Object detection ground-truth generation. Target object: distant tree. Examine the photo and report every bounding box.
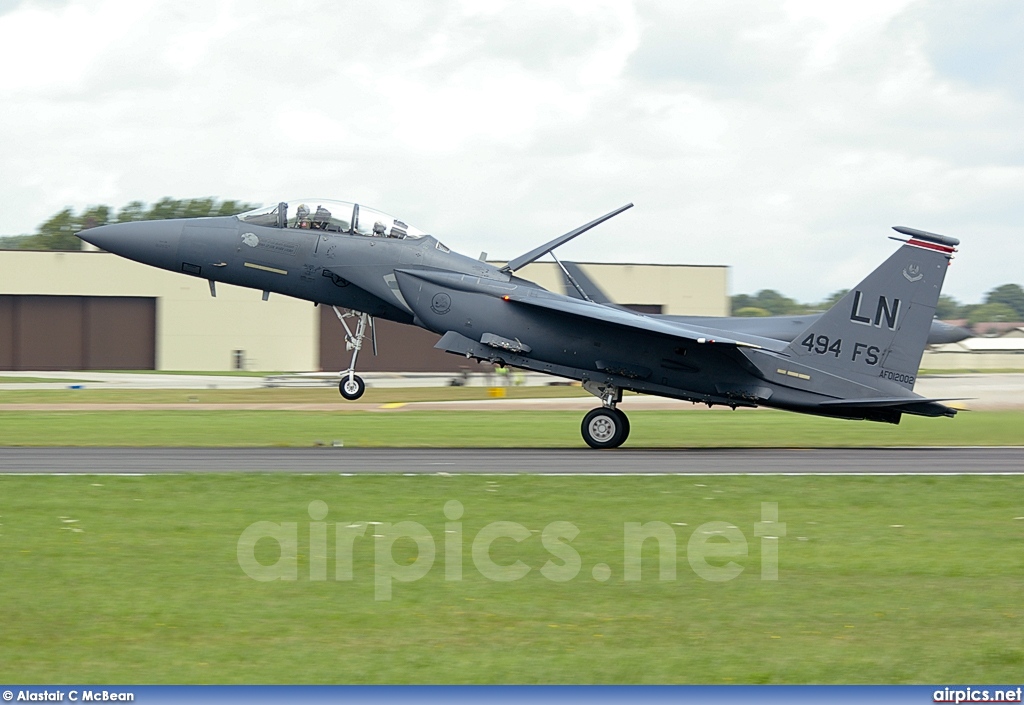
[935,294,961,320]
[714,281,1022,322]
[79,205,111,231]
[213,200,256,216]
[116,201,147,223]
[144,197,258,221]
[816,289,849,311]
[751,289,808,316]
[146,197,185,220]
[733,306,771,317]
[19,198,259,250]
[966,303,1018,326]
[730,294,756,314]
[0,235,32,250]
[18,208,81,250]
[984,284,1024,320]
[175,197,252,218]
[731,290,812,316]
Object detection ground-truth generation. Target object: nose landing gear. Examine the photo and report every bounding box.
[332,306,375,401]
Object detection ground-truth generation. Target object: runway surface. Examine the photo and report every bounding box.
[1,447,1022,474]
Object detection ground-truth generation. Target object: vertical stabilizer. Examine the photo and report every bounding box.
[561,262,614,304]
[782,227,958,389]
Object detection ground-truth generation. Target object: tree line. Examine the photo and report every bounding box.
[0,198,257,251]
[731,285,1024,325]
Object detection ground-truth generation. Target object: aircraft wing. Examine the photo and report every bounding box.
[504,293,787,352]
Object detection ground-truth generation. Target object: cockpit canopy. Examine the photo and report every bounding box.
[237,200,428,239]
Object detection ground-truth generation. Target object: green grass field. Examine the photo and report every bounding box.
[1,474,1021,683]
[0,409,1021,447]
[0,384,589,405]
[0,376,90,384]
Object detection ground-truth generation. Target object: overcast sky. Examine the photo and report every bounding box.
[1,0,1021,302]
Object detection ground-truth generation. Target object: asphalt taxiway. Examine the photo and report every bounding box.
[0,447,1022,474]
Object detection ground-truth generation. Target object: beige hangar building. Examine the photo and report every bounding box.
[0,249,729,372]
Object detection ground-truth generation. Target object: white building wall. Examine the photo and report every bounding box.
[921,351,1024,370]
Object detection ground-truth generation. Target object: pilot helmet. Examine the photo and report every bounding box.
[296,204,310,219]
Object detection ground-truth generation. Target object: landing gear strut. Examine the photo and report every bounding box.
[333,306,375,401]
[580,381,630,449]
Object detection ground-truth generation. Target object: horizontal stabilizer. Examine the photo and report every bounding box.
[819,396,960,419]
[891,226,960,248]
[818,397,964,407]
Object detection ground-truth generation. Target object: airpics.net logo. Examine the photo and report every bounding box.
[236,501,786,600]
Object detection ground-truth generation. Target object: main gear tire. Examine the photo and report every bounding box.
[581,407,628,449]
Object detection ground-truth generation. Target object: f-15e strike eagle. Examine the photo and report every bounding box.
[78,200,966,448]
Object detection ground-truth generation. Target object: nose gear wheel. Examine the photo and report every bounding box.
[340,375,365,400]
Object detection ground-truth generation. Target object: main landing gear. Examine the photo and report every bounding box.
[332,306,375,401]
[580,381,630,449]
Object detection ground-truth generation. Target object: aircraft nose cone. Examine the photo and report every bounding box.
[76,219,184,269]
[76,223,120,251]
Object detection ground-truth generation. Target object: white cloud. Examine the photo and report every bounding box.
[1,0,1021,303]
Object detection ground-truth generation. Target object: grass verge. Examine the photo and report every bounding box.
[0,410,1021,447]
[0,377,90,384]
[0,385,589,405]
[0,474,1021,683]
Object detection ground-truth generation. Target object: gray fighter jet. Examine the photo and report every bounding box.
[78,200,964,448]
